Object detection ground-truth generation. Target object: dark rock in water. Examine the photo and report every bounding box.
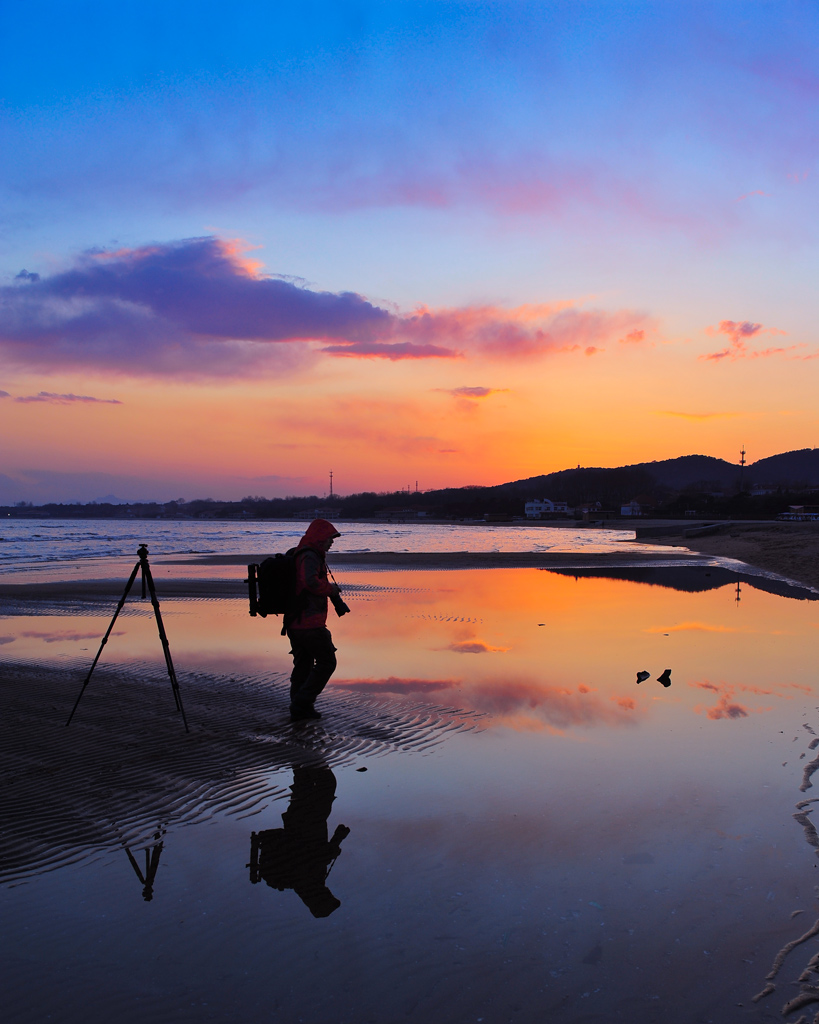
[657,669,672,687]
[636,670,650,684]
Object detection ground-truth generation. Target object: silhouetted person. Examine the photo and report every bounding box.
[285,519,347,722]
[249,764,350,917]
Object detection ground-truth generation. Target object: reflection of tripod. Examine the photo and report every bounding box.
[124,830,164,902]
[66,544,189,732]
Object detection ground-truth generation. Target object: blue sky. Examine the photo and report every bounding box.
[1,2,818,501]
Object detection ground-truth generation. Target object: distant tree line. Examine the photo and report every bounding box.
[2,472,818,521]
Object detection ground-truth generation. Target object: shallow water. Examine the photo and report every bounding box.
[2,565,819,1022]
[0,517,674,575]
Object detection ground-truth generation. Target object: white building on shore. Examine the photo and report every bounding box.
[524,499,570,519]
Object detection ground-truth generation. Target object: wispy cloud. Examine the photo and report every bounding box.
[690,679,807,720]
[15,392,122,405]
[387,302,652,360]
[435,386,509,399]
[0,237,653,377]
[646,621,744,633]
[333,674,642,732]
[0,390,9,398]
[321,340,459,360]
[656,410,740,421]
[446,639,510,654]
[701,319,795,361]
[20,629,124,642]
[332,676,457,694]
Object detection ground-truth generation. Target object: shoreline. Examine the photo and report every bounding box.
[0,548,816,606]
[641,522,819,591]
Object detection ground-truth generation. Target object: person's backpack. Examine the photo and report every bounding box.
[247,552,298,619]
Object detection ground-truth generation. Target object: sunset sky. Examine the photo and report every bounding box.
[1,1,818,502]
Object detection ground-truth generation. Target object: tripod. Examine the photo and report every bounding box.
[124,829,165,902]
[66,544,189,732]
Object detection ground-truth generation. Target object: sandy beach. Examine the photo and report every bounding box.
[643,521,819,590]
[4,544,819,1022]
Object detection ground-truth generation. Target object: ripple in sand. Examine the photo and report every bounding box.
[0,661,482,884]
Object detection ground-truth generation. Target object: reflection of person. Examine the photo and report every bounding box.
[249,765,350,917]
[285,519,345,722]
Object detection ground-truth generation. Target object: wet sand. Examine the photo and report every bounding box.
[4,562,819,1022]
[0,658,481,883]
[161,549,702,568]
[646,522,819,590]
[0,543,814,613]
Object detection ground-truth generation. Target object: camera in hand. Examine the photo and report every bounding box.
[331,592,351,617]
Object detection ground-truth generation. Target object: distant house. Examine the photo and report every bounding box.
[372,508,420,521]
[779,505,819,521]
[293,506,343,520]
[620,500,643,517]
[524,499,570,519]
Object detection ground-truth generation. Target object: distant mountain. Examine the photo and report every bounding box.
[749,449,819,487]
[493,454,737,503]
[624,455,739,489]
[491,449,819,504]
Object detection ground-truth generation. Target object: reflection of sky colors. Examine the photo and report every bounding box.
[1,4,818,500]
[7,566,819,1021]
[8,568,816,732]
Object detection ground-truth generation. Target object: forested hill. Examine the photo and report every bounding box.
[750,449,819,486]
[5,449,819,520]
[496,455,737,504]
[494,449,819,503]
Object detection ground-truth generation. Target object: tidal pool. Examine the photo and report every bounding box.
[2,565,819,1023]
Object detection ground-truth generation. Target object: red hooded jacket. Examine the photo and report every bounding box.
[288,519,341,630]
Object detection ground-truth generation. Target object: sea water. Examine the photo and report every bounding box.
[0,518,669,574]
[1,564,818,1022]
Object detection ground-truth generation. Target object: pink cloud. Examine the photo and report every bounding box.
[331,674,641,732]
[321,340,459,360]
[20,629,124,642]
[15,392,122,405]
[705,696,749,720]
[385,302,652,360]
[332,676,456,694]
[0,237,392,377]
[435,386,509,399]
[446,639,510,654]
[0,236,653,378]
[688,679,803,719]
[702,319,794,361]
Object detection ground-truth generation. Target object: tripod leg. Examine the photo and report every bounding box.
[66,559,141,727]
[142,560,190,733]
